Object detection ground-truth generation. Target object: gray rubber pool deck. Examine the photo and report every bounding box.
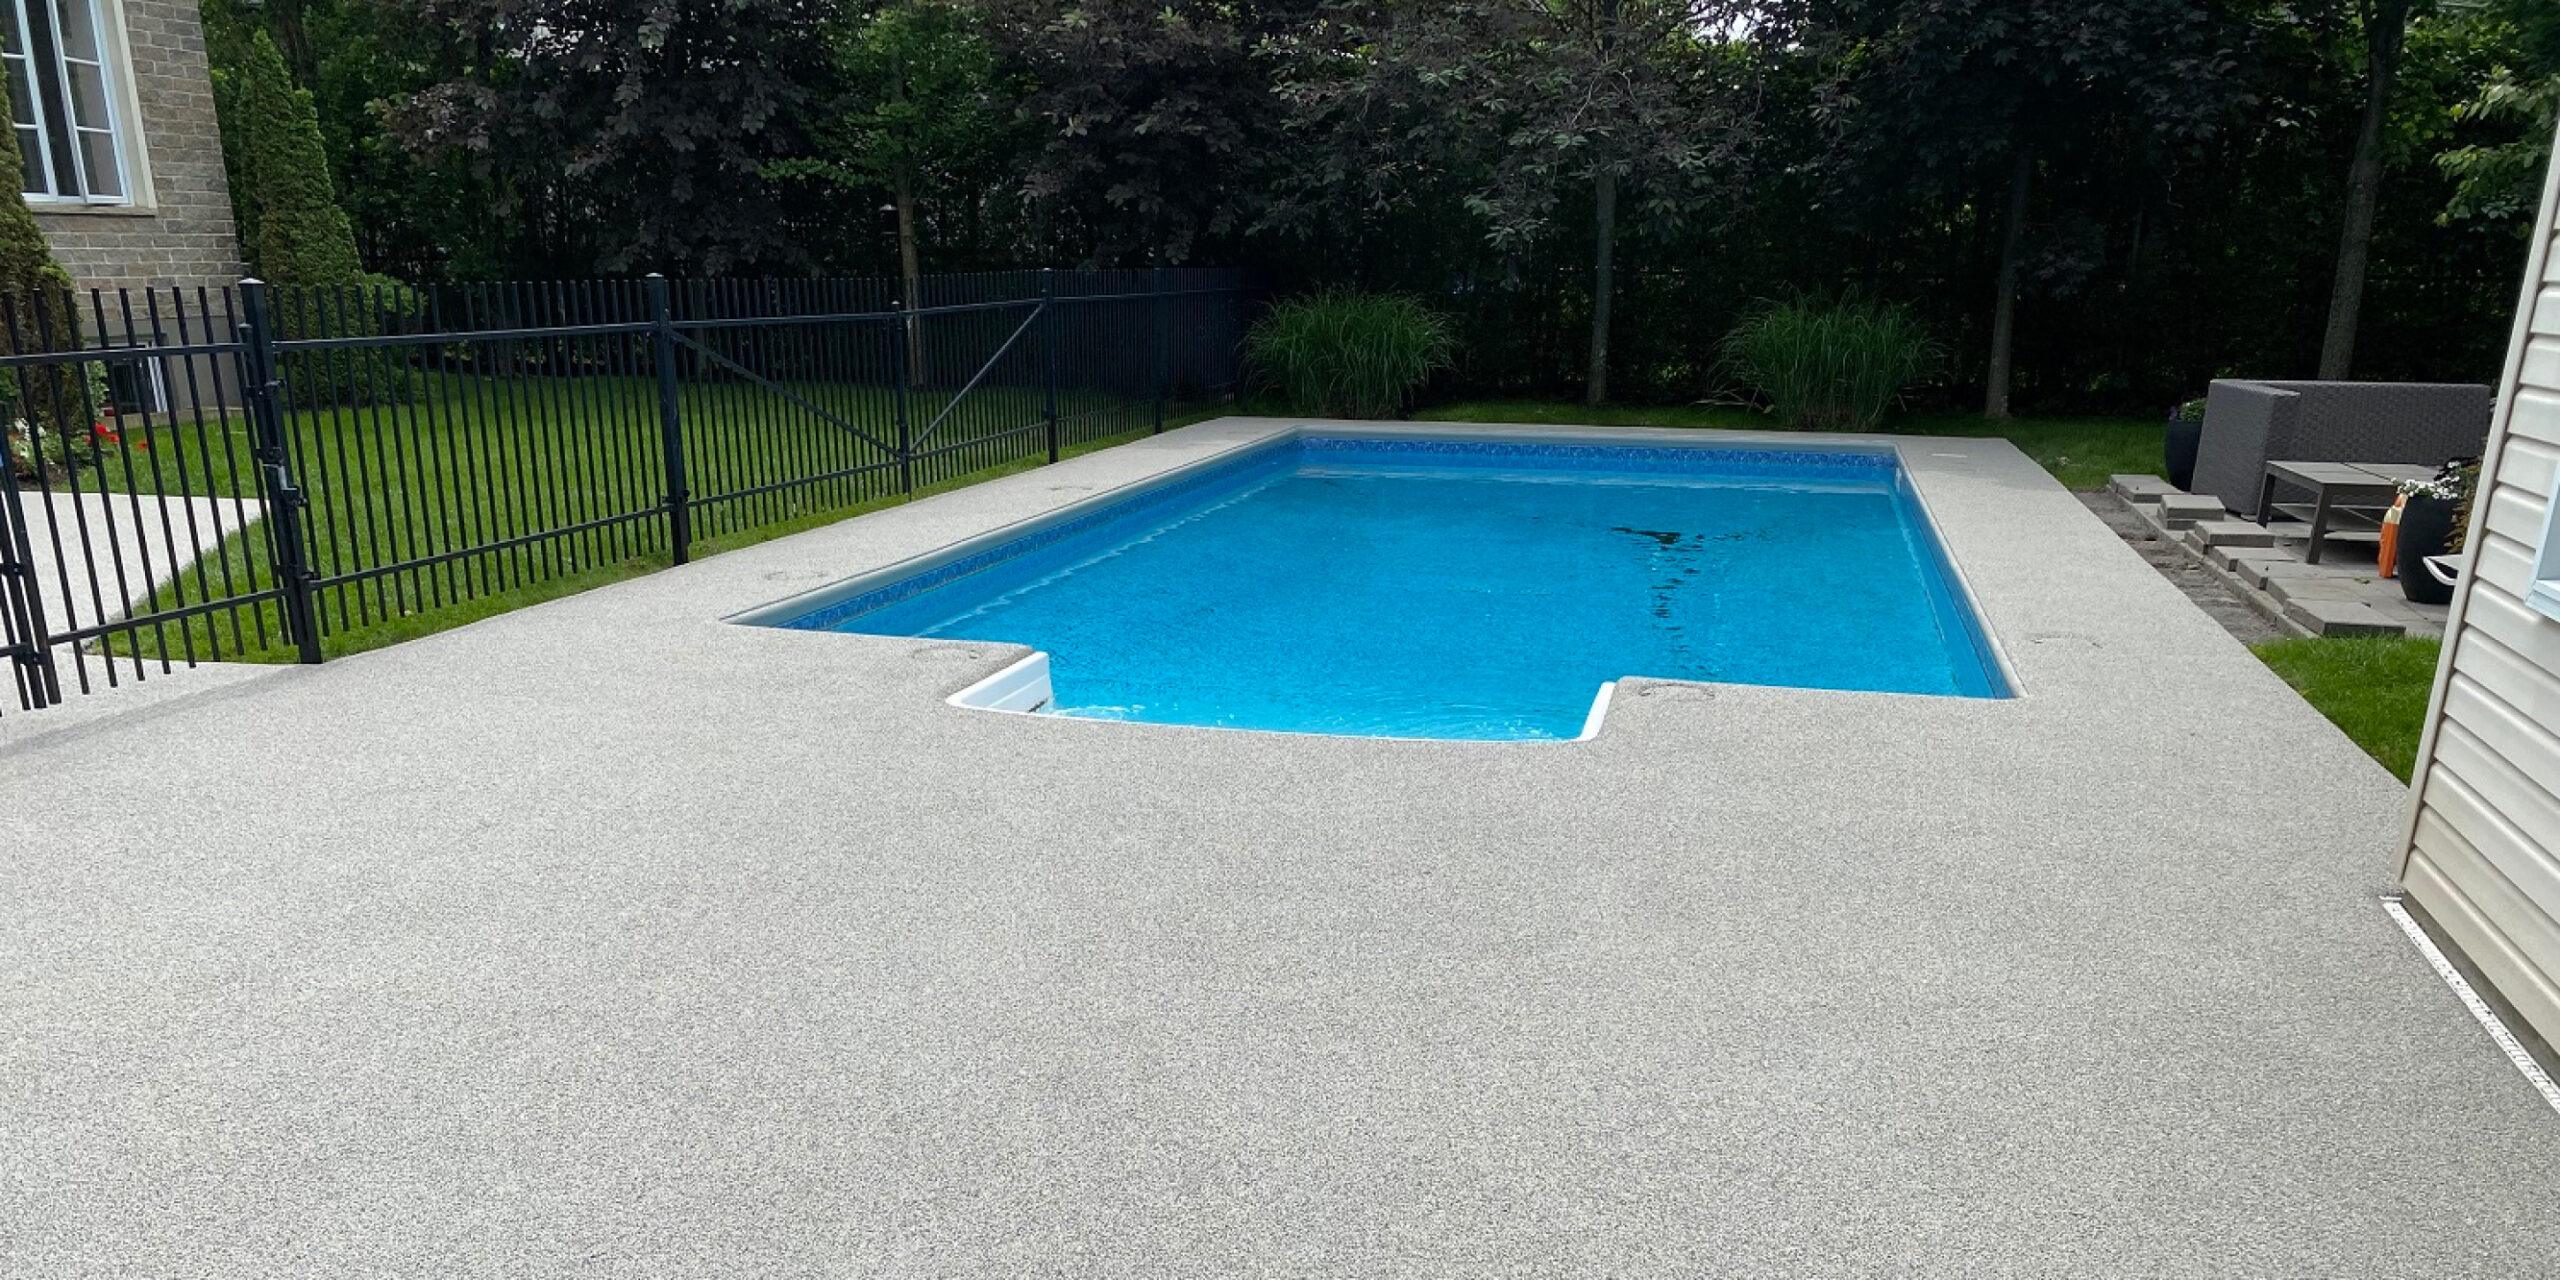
[5,417,2554,1276]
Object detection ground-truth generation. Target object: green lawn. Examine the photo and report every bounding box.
[2251,636,2444,781]
[1414,399,2165,491]
[62,371,1210,662]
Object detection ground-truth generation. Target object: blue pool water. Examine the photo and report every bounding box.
[775,438,2004,739]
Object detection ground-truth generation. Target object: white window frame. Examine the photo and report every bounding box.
[2530,466,2560,622]
[6,0,144,207]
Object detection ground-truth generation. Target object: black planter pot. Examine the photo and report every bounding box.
[2397,495,2459,606]
[2164,417,2202,491]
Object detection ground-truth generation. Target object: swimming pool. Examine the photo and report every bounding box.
[750,434,2007,739]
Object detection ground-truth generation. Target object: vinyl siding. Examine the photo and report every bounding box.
[2399,118,2560,1049]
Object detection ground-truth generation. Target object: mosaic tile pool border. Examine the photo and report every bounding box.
[1301,435,1894,477]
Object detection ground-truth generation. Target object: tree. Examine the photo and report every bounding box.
[226,30,368,289]
[2318,0,2431,379]
[773,0,1017,374]
[992,0,1308,266]
[1273,1,1760,404]
[1809,0,2249,416]
[0,91,74,306]
[2435,0,2560,227]
[207,0,528,279]
[0,71,94,467]
[387,0,837,274]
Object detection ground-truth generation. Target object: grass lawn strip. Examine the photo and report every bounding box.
[2251,636,2443,781]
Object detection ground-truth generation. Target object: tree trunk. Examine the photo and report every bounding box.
[272,1,318,83]
[1983,146,2032,420]
[890,42,926,389]
[1586,168,1616,406]
[2319,0,2413,381]
[895,165,925,387]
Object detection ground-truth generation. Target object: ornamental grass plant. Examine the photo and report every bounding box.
[1718,297,1942,431]
[1246,289,1456,419]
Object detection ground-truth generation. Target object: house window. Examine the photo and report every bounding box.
[103,352,162,414]
[6,0,127,203]
[2532,466,2560,622]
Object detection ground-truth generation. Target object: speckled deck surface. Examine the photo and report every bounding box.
[5,418,2553,1277]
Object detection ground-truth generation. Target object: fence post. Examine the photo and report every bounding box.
[647,274,692,565]
[1152,266,1169,434]
[0,395,61,707]
[1041,267,1059,465]
[238,279,323,665]
[890,292,914,495]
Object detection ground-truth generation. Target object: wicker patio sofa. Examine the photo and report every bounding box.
[2192,380,2492,517]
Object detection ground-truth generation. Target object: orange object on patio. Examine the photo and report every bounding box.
[2378,495,2407,579]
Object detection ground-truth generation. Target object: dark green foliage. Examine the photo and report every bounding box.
[2425,457,2483,555]
[2435,0,2560,226]
[235,0,2555,415]
[1717,298,1943,431]
[996,0,1307,265]
[205,0,527,278]
[387,0,835,274]
[211,29,410,400]
[0,94,71,302]
[1246,289,1456,418]
[0,69,98,474]
[769,2,1026,286]
[226,30,364,288]
[1263,1,1759,400]
[1270,2,1754,250]
[1808,0,2253,407]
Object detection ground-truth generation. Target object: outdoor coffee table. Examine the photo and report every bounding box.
[2257,460,2441,564]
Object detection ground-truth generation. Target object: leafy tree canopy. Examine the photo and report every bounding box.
[195,0,2560,411]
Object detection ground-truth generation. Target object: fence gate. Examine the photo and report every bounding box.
[0,284,290,717]
[0,441,59,710]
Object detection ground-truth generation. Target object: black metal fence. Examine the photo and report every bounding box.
[0,267,1245,713]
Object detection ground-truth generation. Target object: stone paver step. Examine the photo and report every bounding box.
[2266,572,2385,606]
[2283,596,2408,637]
[2222,555,2305,589]
[2156,494,2225,529]
[2223,554,2364,590]
[2212,546,2284,574]
[2109,474,2179,504]
[2187,519,2281,549]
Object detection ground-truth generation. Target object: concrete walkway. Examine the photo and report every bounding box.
[2,487,266,706]
[5,487,263,633]
[3,419,2553,1276]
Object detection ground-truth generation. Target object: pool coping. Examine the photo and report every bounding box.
[720,420,2024,718]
